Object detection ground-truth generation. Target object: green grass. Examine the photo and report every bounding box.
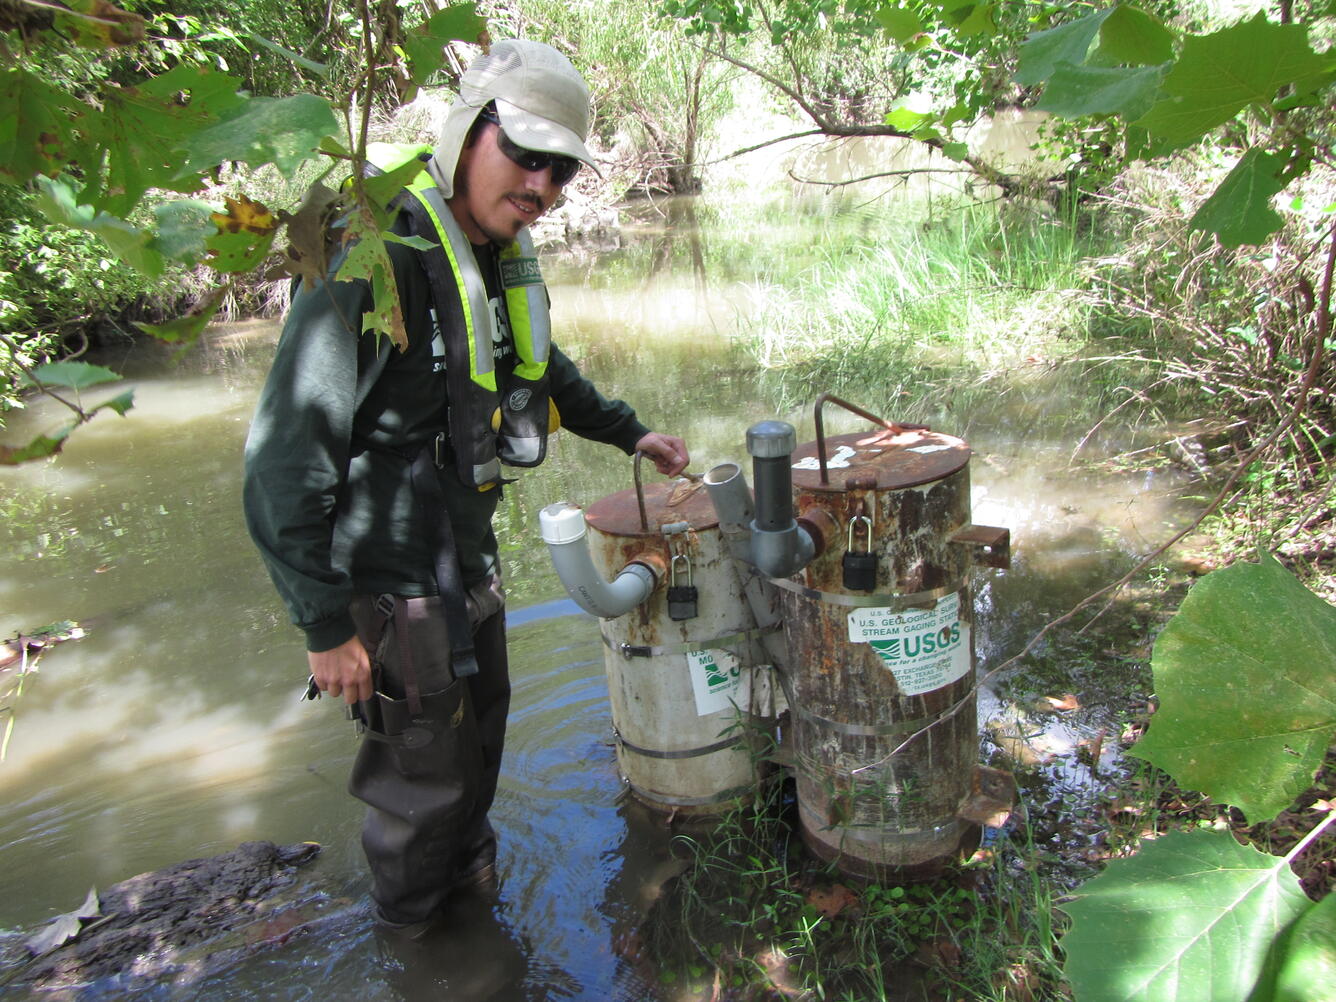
[642,774,1069,1001]
[736,199,1104,400]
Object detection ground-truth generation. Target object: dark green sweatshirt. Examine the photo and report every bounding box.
[243,232,649,652]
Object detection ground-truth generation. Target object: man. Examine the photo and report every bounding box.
[243,39,688,934]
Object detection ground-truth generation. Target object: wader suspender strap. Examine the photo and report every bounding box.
[409,446,480,678]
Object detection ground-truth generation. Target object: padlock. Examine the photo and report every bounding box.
[667,552,699,620]
[842,514,877,591]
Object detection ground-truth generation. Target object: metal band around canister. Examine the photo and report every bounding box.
[604,624,782,659]
[613,727,743,760]
[792,691,973,738]
[767,578,957,609]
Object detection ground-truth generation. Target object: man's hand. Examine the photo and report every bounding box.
[308,636,373,704]
[635,432,690,477]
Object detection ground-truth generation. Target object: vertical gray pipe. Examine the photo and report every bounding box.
[744,421,814,578]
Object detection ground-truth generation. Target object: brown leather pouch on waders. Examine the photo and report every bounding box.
[347,594,484,923]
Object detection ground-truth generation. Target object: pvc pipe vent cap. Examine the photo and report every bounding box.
[539,502,588,545]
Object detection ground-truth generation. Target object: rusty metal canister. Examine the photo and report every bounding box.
[584,479,778,813]
[779,423,1006,878]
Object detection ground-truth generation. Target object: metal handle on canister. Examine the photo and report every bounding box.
[812,393,928,486]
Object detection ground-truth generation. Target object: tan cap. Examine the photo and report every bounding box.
[432,39,598,197]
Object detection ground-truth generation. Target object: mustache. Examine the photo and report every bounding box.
[508,193,543,212]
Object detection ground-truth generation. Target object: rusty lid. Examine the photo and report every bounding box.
[585,478,719,537]
[790,430,970,492]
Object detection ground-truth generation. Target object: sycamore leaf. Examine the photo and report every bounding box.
[149,199,215,263]
[402,4,488,87]
[1189,149,1285,247]
[246,33,328,76]
[0,68,95,183]
[21,361,121,391]
[1062,831,1312,1002]
[360,147,433,208]
[53,0,145,48]
[382,232,436,251]
[1037,64,1164,120]
[884,94,934,132]
[1136,13,1334,146]
[0,427,74,465]
[1015,8,1115,86]
[210,194,278,236]
[179,94,339,177]
[135,288,224,348]
[1268,889,1336,1002]
[955,2,994,39]
[875,6,923,43]
[335,208,406,348]
[279,183,342,291]
[89,391,134,417]
[24,887,101,957]
[206,227,277,273]
[1131,555,1336,819]
[92,64,246,215]
[33,175,165,277]
[1093,5,1175,67]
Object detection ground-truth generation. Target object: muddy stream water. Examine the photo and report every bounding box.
[0,199,1198,1000]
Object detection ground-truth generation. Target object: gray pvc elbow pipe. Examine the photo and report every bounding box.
[539,502,657,619]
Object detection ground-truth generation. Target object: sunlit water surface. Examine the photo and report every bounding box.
[0,196,1196,1000]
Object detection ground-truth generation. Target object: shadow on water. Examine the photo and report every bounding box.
[0,200,1207,998]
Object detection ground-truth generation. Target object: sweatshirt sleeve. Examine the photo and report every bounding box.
[242,277,373,653]
[547,344,651,454]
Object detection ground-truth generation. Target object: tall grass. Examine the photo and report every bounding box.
[738,199,1103,398]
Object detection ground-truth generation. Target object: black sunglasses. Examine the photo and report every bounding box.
[478,106,582,186]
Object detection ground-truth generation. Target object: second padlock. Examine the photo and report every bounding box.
[842,513,877,591]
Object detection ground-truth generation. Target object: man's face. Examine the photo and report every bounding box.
[449,122,568,245]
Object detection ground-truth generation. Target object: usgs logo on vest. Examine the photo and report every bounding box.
[508,389,533,412]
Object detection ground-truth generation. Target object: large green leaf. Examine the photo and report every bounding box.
[179,95,339,177]
[0,426,75,465]
[91,64,246,214]
[1135,13,1334,146]
[1093,5,1175,67]
[1037,64,1164,120]
[874,6,924,43]
[33,175,165,277]
[20,361,122,391]
[1132,555,1336,819]
[402,4,488,88]
[1015,8,1114,86]
[1061,830,1312,1002]
[335,207,407,348]
[1268,890,1336,1002]
[0,68,94,184]
[1189,149,1285,247]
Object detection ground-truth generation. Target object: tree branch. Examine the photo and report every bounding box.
[0,331,88,421]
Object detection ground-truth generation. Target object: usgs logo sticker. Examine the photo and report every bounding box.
[848,592,970,696]
[507,388,533,412]
[686,649,742,717]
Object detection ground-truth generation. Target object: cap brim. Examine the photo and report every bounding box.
[494,98,601,177]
